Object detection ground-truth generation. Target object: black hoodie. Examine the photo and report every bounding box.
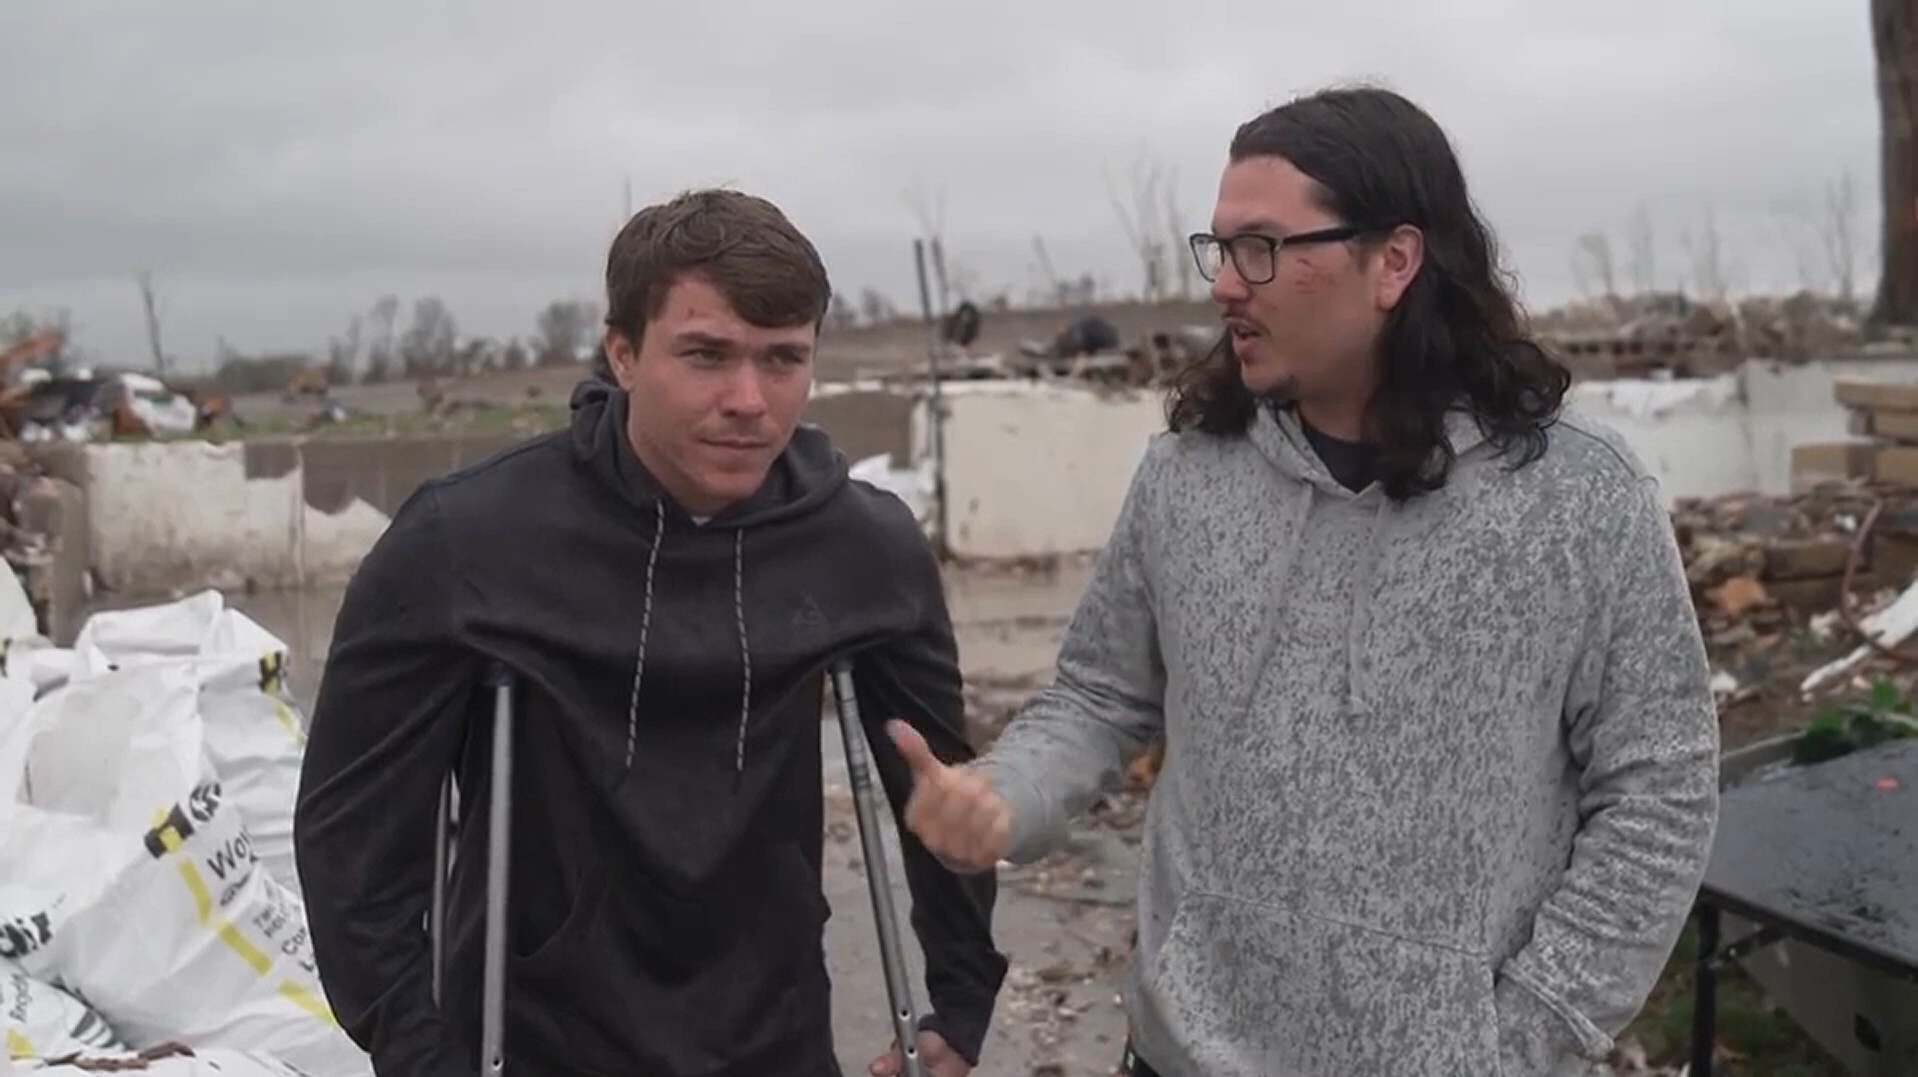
[294,379,1009,1077]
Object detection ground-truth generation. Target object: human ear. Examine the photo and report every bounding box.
[604,327,642,392]
[1374,225,1425,311]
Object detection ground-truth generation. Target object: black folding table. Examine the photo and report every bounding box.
[1690,737,1918,1077]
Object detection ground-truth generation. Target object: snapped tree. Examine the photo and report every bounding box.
[1871,0,1918,326]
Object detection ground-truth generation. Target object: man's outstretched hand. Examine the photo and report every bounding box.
[868,1029,971,1077]
[885,720,1010,874]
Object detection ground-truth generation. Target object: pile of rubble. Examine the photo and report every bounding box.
[1674,485,1899,627]
[1535,291,1915,379]
[1795,378,1918,489]
[1670,480,1918,741]
[0,330,213,444]
[869,306,1219,391]
[0,443,85,644]
[1656,374,1918,737]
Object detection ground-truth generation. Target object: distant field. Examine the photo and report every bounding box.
[818,298,1216,379]
[227,299,1221,427]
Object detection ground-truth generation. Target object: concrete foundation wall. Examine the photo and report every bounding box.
[1568,358,1918,499]
[939,384,1162,559]
[933,357,1918,559]
[84,434,524,595]
[64,358,1918,595]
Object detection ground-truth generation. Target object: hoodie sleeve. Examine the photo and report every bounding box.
[973,441,1168,866]
[853,517,1010,1067]
[295,485,483,1077]
[1495,473,1720,1071]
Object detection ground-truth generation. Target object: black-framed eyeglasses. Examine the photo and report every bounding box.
[1188,225,1383,285]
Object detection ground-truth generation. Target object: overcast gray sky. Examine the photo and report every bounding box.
[0,0,1885,371]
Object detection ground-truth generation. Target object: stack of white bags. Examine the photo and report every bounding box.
[0,568,371,1077]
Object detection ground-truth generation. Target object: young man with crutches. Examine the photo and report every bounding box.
[293,188,1009,1077]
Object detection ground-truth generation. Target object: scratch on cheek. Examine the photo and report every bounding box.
[1290,261,1338,295]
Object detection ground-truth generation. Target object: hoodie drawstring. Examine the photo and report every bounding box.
[731,528,751,791]
[623,500,665,772]
[620,502,755,794]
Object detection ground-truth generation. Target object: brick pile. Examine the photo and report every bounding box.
[1792,380,1918,488]
[1671,488,1897,629]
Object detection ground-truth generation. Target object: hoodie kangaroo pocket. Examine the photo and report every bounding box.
[502,863,640,1075]
[511,858,609,973]
[1139,892,1502,1077]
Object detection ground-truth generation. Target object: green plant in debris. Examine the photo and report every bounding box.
[1793,677,1918,765]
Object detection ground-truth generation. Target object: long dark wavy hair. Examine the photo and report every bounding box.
[1167,86,1571,501]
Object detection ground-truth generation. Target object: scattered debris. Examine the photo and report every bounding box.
[1671,486,1888,629]
[1600,1037,1686,1076]
[1534,290,1915,378]
[864,302,1218,391]
[0,330,211,443]
[1669,483,1918,724]
[1801,572,1918,693]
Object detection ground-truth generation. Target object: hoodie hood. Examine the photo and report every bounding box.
[1248,399,1492,498]
[565,375,852,789]
[567,376,848,530]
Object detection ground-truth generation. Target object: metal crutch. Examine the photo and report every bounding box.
[479,666,514,1077]
[428,666,515,1077]
[828,661,928,1077]
[430,774,454,1006]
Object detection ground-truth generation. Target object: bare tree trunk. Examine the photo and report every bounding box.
[1870,0,1918,327]
[137,271,167,375]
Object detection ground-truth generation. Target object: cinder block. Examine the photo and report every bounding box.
[1835,379,1918,411]
[1791,441,1876,490]
[1877,446,1918,485]
[1858,408,1918,443]
[1764,539,1854,581]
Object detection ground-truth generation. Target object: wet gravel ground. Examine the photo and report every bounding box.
[820,724,1144,1077]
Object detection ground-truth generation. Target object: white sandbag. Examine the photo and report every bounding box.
[70,593,307,896]
[22,1045,313,1075]
[1,959,126,1064]
[0,647,77,701]
[0,663,368,1077]
[70,592,225,663]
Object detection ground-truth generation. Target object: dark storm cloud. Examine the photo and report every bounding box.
[0,0,1884,366]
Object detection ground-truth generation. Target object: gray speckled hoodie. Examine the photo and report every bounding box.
[977,403,1720,1077]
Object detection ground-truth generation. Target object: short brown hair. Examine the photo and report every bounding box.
[604,188,832,343]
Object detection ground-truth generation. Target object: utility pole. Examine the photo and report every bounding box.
[914,239,949,559]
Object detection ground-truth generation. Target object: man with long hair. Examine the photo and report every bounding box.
[885,87,1719,1076]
